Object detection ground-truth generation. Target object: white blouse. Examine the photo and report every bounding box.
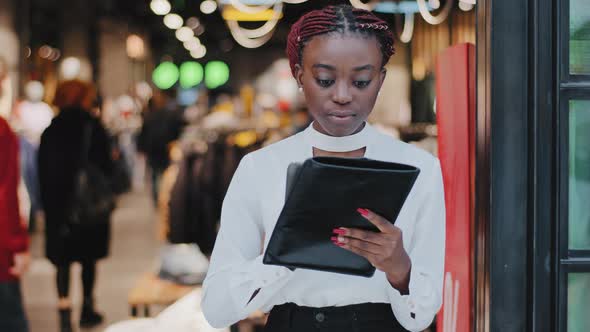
[201,123,446,332]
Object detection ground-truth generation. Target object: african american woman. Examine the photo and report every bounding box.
[201,4,445,332]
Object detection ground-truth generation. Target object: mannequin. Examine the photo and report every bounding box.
[14,81,54,145]
[13,81,54,232]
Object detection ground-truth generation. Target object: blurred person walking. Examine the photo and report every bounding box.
[38,80,114,332]
[0,95,31,332]
[137,89,184,205]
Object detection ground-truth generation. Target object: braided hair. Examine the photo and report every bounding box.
[286,4,395,77]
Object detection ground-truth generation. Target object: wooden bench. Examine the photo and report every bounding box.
[128,273,196,317]
[127,272,267,331]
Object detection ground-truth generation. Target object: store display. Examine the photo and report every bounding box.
[158,244,209,285]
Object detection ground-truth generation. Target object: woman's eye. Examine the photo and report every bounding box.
[353,80,371,89]
[316,79,335,88]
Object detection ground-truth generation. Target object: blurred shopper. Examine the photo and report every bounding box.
[137,89,184,205]
[38,80,114,331]
[0,94,31,332]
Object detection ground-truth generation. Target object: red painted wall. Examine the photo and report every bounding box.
[435,43,476,332]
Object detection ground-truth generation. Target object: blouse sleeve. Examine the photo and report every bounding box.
[382,158,446,332]
[201,153,294,329]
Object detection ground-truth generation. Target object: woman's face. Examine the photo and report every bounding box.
[295,34,386,137]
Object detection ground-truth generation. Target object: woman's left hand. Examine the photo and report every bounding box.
[332,208,412,294]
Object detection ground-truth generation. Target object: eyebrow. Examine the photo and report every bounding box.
[312,64,375,71]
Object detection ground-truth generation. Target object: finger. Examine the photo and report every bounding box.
[333,235,382,255]
[335,227,388,246]
[337,241,377,263]
[357,208,396,234]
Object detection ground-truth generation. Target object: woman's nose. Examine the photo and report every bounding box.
[331,82,352,104]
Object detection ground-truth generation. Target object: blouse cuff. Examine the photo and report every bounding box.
[382,265,438,328]
[251,255,293,289]
[229,255,294,308]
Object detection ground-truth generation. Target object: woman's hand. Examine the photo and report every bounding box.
[332,208,412,294]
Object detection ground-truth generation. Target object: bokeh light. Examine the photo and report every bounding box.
[152,61,179,89]
[205,61,230,89]
[180,62,204,88]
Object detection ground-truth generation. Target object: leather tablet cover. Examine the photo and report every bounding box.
[263,157,420,277]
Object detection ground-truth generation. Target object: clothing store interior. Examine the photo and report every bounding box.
[0,0,477,331]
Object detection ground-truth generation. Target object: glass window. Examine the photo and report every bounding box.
[569,100,590,249]
[568,273,590,332]
[570,0,590,74]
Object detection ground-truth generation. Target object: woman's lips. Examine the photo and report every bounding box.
[327,113,356,123]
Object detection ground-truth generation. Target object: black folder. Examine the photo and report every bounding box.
[263,157,420,277]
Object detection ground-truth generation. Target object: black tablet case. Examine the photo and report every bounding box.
[263,157,420,277]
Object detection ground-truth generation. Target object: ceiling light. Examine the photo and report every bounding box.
[175,27,194,42]
[183,38,201,51]
[164,13,183,29]
[194,25,205,36]
[458,1,475,11]
[190,45,207,59]
[186,17,201,29]
[126,34,145,59]
[200,0,217,14]
[428,0,440,9]
[150,0,171,16]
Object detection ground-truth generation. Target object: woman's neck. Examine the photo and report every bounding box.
[312,147,366,158]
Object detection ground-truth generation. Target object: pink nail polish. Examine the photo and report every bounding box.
[333,228,346,235]
[331,236,339,242]
[357,208,369,217]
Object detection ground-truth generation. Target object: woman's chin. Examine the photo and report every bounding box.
[316,117,365,137]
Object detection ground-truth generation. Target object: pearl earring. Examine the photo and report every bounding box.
[298,86,303,93]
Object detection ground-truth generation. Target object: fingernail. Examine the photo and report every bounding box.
[357,208,369,217]
[333,228,346,235]
[331,236,339,242]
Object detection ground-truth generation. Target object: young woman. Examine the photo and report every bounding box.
[202,5,445,332]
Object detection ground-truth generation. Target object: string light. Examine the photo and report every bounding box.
[226,0,274,14]
[164,13,184,29]
[458,1,475,11]
[226,20,274,48]
[398,13,414,43]
[176,27,194,42]
[201,0,218,14]
[150,0,171,15]
[226,1,283,39]
[416,0,454,25]
[184,38,202,51]
[349,0,380,11]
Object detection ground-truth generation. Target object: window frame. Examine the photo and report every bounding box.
[557,0,590,328]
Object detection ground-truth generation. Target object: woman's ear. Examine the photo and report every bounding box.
[294,64,304,88]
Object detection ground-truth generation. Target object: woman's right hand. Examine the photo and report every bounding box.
[10,251,31,277]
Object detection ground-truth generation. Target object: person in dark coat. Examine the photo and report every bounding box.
[137,89,185,205]
[38,80,114,332]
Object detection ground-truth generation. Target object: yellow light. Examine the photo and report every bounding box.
[222,6,284,21]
